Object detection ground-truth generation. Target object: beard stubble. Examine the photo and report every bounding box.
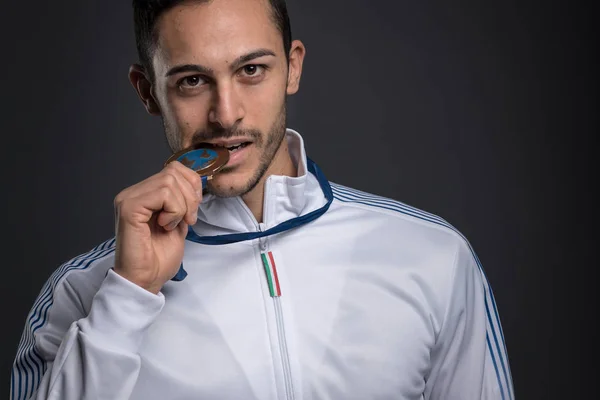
[162,101,288,198]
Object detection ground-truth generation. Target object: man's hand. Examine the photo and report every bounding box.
[113,161,202,294]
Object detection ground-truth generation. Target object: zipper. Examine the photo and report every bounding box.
[236,181,295,399]
[259,242,294,399]
[274,296,295,400]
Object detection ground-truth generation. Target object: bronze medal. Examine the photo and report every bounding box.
[164,144,230,186]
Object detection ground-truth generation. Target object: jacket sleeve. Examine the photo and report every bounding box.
[11,246,165,400]
[424,237,515,400]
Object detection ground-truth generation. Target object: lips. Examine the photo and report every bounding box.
[203,139,253,152]
[223,142,250,153]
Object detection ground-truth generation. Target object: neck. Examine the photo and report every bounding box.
[242,139,297,223]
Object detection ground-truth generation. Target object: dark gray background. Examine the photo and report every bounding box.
[1,0,597,398]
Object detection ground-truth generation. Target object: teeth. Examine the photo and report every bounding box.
[210,142,249,151]
[214,143,243,148]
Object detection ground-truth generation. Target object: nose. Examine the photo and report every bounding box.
[208,82,245,131]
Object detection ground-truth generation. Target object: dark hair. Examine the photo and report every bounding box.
[132,0,292,81]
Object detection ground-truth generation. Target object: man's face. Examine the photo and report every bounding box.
[149,0,294,197]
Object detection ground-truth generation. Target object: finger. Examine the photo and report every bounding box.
[155,181,188,230]
[167,161,203,199]
[176,219,189,238]
[116,161,203,206]
[119,181,187,231]
[162,166,201,225]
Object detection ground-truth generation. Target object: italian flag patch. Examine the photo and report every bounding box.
[261,251,281,297]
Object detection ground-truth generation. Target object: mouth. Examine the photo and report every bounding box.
[205,140,252,154]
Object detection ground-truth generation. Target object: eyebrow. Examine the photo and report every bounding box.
[230,49,276,70]
[165,64,213,77]
[165,49,276,78]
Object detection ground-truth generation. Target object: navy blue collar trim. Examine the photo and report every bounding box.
[171,158,332,281]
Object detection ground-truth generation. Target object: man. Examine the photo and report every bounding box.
[11,0,514,399]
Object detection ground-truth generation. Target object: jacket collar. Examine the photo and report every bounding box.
[189,129,330,239]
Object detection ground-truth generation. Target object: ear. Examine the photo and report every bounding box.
[128,64,161,116]
[286,40,306,95]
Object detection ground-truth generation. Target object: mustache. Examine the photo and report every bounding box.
[191,127,262,144]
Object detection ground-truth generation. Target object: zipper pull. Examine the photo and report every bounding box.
[261,251,281,297]
[258,222,267,251]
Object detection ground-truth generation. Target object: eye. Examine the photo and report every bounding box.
[244,65,258,75]
[240,64,266,77]
[179,75,206,89]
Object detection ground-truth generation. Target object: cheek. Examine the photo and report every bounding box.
[166,97,210,135]
[171,96,209,122]
[243,80,286,125]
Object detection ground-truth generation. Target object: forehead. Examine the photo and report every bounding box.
[153,0,282,69]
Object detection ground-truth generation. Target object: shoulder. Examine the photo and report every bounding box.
[327,182,492,328]
[328,181,481,273]
[330,182,466,243]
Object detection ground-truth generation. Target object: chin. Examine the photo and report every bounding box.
[207,169,259,198]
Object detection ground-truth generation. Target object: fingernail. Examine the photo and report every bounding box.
[192,210,198,223]
[196,189,202,200]
[166,220,180,230]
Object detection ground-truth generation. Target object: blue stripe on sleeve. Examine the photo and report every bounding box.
[11,238,116,400]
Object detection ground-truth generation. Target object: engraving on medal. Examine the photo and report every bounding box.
[180,156,195,169]
[165,144,229,178]
[177,148,218,171]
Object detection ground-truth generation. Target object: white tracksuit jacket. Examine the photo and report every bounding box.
[11,130,514,400]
